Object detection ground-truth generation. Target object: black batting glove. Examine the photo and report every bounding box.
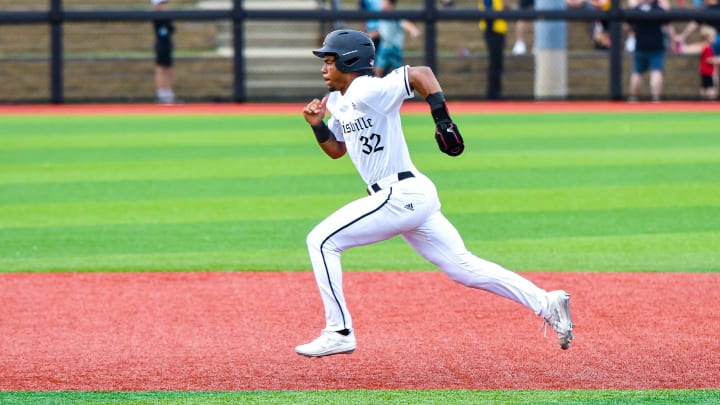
[435,120,464,156]
[427,92,465,157]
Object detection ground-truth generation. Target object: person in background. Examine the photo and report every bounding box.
[697,25,720,100]
[674,0,720,99]
[360,0,383,48]
[625,0,674,102]
[590,0,611,50]
[565,0,611,50]
[152,0,176,104]
[624,0,674,53]
[361,0,450,51]
[478,0,508,100]
[512,0,534,55]
[375,0,421,77]
[675,0,720,55]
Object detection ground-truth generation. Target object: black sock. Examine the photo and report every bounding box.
[336,329,351,336]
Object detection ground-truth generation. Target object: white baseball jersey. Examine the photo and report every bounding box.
[326,66,417,187]
[306,66,550,335]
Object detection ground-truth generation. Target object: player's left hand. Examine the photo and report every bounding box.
[435,120,464,156]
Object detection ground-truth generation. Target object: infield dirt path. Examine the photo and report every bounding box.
[1,271,717,391]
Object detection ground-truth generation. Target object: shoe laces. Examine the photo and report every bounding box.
[542,308,570,339]
[541,318,569,338]
[541,318,555,339]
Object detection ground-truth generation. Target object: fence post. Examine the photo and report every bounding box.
[232,0,246,102]
[608,0,623,100]
[423,0,438,74]
[50,0,64,104]
[534,0,567,99]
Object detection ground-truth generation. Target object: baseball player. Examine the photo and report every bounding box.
[296,29,573,357]
[151,0,176,104]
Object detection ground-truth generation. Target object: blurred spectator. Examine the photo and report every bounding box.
[360,0,383,48]
[625,0,675,102]
[675,0,720,55]
[375,0,421,77]
[697,26,720,100]
[567,0,611,50]
[590,0,611,50]
[624,0,671,53]
[152,0,176,104]
[361,0,451,50]
[478,0,509,100]
[512,0,533,55]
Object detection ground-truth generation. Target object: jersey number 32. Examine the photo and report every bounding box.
[360,133,384,155]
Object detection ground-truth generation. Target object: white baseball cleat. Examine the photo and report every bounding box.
[543,290,574,350]
[296,330,357,357]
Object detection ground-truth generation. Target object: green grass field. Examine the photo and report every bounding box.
[1,110,719,403]
[1,389,718,404]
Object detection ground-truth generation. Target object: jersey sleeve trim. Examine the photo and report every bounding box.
[402,65,412,97]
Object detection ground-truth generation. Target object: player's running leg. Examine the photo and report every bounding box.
[401,211,573,349]
[298,187,431,356]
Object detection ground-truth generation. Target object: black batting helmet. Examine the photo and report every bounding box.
[313,30,375,73]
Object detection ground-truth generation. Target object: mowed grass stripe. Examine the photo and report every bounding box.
[430,111,720,140]
[2,148,719,184]
[1,183,717,229]
[1,163,718,205]
[348,231,720,273]
[0,175,360,205]
[431,163,720,189]
[1,231,716,273]
[0,115,304,148]
[441,183,720,213]
[3,129,717,157]
[466,231,720,272]
[0,143,317,164]
[3,206,719,256]
[0,156,354,184]
[2,113,716,150]
[0,248,311,273]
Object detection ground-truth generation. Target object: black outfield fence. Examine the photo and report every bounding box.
[0,0,718,103]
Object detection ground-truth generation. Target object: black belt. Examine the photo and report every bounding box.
[369,171,414,194]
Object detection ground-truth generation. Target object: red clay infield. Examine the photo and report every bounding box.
[1,271,718,391]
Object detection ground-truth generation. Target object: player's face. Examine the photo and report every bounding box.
[321,56,352,93]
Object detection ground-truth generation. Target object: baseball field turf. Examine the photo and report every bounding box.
[1,102,718,404]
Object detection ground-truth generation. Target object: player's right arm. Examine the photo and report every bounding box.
[303,96,346,159]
